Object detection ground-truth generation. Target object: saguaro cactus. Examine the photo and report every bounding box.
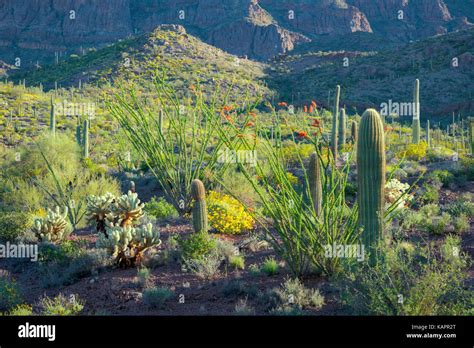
[50,96,56,136]
[357,109,386,265]
[469,117,474,155]
[426,120,431,148]
[331,85,340,160]
[351,120,357,144]
[76,121,82,146]
[83,119,89,159]
[191,179,208,233]
[339,107,346,148]
[412,79,421,144]
[308,152,322,216]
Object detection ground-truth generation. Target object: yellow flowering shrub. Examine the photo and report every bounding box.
[207,191,254,235]
[398,141,428,161]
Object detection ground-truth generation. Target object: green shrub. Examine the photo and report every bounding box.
[178,231,217,261]
[144,197,179,220]
[142,287,173,308]
[453,214,470,234]
[0,278,22,311]
[234,298,256,315]
[0,211,32,242]
[261,258,279,276]
[418,183,439,204]
[40,293,84,316]
[427,213,452,234]
[445,194,474,218]
[338,238,472,315]
[229,255,245,270]
[8,304,33,316]
[428,170,455,188]
[274,278,324,310]
[182,252,223,279]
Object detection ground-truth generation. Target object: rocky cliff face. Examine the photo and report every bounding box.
[0,0,471,65]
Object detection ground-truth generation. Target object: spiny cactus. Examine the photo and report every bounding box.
[191,179,208,233]
[33,206,70,243]
[114,191,145,227]
[75,121,82,146]
[469,117,474,154]
[412,79,421,144]
[85,192,116,234]
[50,96,56,136]
[339,107,346,148]
[308,152,322,216]
[331,85,340,161]
[82,119,89,158]
[357,109,386,265]
[351,120,358,144]
[426,120,431,148]
[97,223,161,268]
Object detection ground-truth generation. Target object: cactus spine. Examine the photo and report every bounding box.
[308,152,322,216]
[339,107,346,148]
[357,109,386,265]
[426,120,431,148]
[351,120,358,144]
[82,119,89,159]
[191,179,208,233]
[331,85,340,160]
[50,96,56,136]
[412,79,420,144]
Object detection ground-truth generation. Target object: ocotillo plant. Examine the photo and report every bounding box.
[82,119,89,159]
[331,85,340,160]
[339,107,346,148]
[412,79,421,144]
[351,120,358,144]
[50,96,56,136]
[426,120,431,148]
[76,120,82,146]
[158,109,164,134]
[191,179,208,233]
[357,109,386,265]
[308,152,322,216]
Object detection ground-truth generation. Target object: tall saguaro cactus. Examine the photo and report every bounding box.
[83,119,89,159]
[351,120,358,144]
[308,152,322,216]
[339,107,346,148]
[50,96,56,136]
[469,117,474,155]
[412,79,421,144]
[426,120,431,148]
[357,109,386,265]
[191,179,208,233]
[331,85,340,160]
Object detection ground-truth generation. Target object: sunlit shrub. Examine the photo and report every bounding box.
[207,191,254,235]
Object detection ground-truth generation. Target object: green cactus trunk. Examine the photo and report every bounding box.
[50,96,56,136]
[191,179,208,233]
[469,117,474,155]
[412,79,420,144]
[351,120,358,144]
[357,109,386,265]
[452,112,456,150]
[331,85,340,161]
[82,119,89,159]
[339,107,346,148]
[308,152,322,216]
[426,120,431,148]
[76,122,82,146]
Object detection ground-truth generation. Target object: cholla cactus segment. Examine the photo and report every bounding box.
[86,192,116,233]
[114,191,145,227]
[97,222,161,268]
[33,206,69,243]
[385,179,412,213]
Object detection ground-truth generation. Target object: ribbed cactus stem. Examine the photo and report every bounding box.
[357,109,386,265]
[331,85,340,160]
[308,152,322,216]
[340,107,346,148]
[191,179,208,233]
[76,121,82,146]
[351,120,358,144]
[469,117,474,155]
[50,96,56,136]
[412,79,420,144]
[83,119,89,159]
[426,120,431,148]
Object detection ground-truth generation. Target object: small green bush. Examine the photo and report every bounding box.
[274,278,324,310]
[40,293,84,316]
[453,214,470,234]
[229,255,245,270]
[178,231,217,261]
[0,278,22,311]
[261,258,279,276]
[445,194,474,218]
[144,197,179,220]
[142,287,173,308]
[0,211,32,242]
[8,304,33,316]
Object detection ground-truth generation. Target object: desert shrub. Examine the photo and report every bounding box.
[281,141,314,164]
[0,211,33,242]
[398,142,428,161]
[261,258,279,276]
[38,240,86,264]
[459,157,474,181]
[182,252,223,279]
[8,304,33,316]
[418,183,440,204]
[207,191,254,235]
[136,266,151,287]
[338,238,472,315]
[0,278,22,311]
[427,213,452,234]
[229,255,245,270]
[221,281,258,298]
[218,169,262,209]
[178,231,217,261]
[144,197,179,220]
[445,194,474,218]
[453,214,470,234]
[234,298,256,315]
[274,278,324,310]
[142,287,173,308]
[40,293,84,316]
[426,147,455,162]
[428,170,455,188]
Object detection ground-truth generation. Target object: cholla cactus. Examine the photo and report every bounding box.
[85,192,116,233]
[33,206,69,243]
[113,191,145,227]
[385,179,412,213]
[97,223,161,268]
